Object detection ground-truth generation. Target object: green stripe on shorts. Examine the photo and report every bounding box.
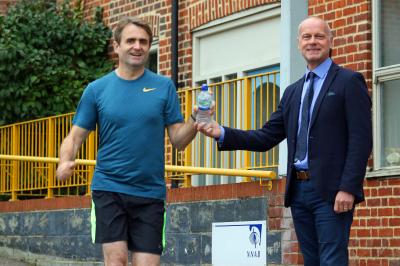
[162,205,166,249]
[91,198,96,244]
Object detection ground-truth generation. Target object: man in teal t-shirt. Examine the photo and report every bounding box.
[56,17,198,266]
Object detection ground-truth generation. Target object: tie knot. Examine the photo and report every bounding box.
[307,72,315,80]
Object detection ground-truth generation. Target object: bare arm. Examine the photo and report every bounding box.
[167,116,197,151]
[56,125,90,181]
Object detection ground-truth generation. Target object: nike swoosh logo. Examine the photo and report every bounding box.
[143,88,157,92]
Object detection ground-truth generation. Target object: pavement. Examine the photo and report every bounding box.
[0,256,33,266]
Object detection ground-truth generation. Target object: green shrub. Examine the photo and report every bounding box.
[0,0,113,125]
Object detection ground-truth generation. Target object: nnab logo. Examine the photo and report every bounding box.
[212,221,266,266]
[249,224,262,248]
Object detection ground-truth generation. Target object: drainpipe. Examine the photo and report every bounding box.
[171,0,179,188]
[171,0,179,87]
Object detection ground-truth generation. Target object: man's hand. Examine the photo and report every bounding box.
[193,100,216,121]
[334,191,355,213]
[194,99,221,138]
[56,161,76,181]
[196,121,222,138]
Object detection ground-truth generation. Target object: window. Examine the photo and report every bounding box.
[246,66,280,173]
[191,4,281,185]
[145,44,158,73]
[373,0,400,170]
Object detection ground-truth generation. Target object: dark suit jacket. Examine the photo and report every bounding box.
[219,63,372,207]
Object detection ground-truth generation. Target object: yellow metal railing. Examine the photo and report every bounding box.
[171,71,280,186]
[0,155,276,201]
[0,71,280,200]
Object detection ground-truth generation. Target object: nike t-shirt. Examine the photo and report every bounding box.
[73,69,183,200]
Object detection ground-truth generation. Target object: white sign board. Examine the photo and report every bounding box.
[212,220,267,266]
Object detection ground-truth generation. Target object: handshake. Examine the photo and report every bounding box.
[193,100,220,139]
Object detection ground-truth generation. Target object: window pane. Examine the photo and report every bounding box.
[381,79,400,167]
[145,50,158,73]
[380,0,400,67]
[195,80,207,87]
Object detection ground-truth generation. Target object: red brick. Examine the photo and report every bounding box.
[283,253,303,265]
[393,249,400,258]
[333,18,346,28]
[380,228,394,237]
[268,207,283,218]
[282,242,300,253]
[343,6,357,16]
[355,13,370,23]
[389,218,400,227]
[333,0,346,9]
[347,54,355,62]
[315,4,326,14]
[350,259,360,266]
[355,33,370,42]
[359,260,368,266]
[365,179,381,187]
[357,248,371,257]
[367,239,382,247]
[358,2,370,12]
[367,198,381,207]
[366,259,383,266]
[379,208,394,216]
[357,228,371,238]
[371,228,379,237]
[268,218,281,230]
[380,249,393,257]
[367,218,381,227]
[387,179,400,185]
[389,197,400,206]
[356,207,370,217]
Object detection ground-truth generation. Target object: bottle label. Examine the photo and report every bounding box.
[198,106,210,111]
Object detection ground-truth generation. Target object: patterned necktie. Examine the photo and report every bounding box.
[295,72,315,162]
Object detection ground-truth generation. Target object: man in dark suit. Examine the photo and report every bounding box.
[197,16,372,265]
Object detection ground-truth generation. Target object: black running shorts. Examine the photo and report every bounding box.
[91,190,166,255]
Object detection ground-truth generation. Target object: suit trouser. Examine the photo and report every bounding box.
[290,179,354,266]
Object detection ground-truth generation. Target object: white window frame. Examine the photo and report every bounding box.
[192,3,281,85]
[190,4,281,186]
[370,0,400,177]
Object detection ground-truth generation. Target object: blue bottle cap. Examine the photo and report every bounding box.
[201,84,208,91]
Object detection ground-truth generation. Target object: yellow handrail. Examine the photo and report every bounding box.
[0,154,276,199]
[0,155,276,179]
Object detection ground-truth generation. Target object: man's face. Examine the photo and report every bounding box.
[113,24,151,69]
[298,18,332,69]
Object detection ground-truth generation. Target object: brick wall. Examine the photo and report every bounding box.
[0,0,14,15]
[309,0,372,93]
[83,0,279,87]
[307,1,400,265]
[350,178,400,266]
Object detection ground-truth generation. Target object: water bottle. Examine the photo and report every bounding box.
[196,84,212,123]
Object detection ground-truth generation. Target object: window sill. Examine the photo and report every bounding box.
[366,167,400,179]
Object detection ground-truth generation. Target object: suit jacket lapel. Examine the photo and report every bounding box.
[310,63,339,127]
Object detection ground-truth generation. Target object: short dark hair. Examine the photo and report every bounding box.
[113,17,153,45]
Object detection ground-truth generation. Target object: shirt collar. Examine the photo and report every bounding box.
[305,58,332,79]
